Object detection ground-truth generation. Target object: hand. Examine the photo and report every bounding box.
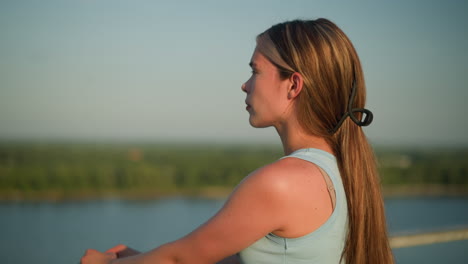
[81,249,116,264]
[106,244,141,258]
[217,254,241,264]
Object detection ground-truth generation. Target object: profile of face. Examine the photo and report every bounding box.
[241,50,293,128]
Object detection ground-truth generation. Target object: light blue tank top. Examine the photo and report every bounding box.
[239,148,348,264]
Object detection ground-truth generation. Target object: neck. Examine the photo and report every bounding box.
[274,119,332,156]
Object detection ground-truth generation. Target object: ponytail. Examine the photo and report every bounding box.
[330,120,394,263]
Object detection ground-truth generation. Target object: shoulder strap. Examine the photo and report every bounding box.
[317,166,336,210]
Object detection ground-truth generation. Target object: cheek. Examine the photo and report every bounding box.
[254,93,283,121]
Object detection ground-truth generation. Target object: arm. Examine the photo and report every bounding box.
[82,162,293,264]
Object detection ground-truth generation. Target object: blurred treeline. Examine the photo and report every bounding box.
[0,142,467,200]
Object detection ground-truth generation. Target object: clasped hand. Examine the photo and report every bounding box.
[81,244,141,264]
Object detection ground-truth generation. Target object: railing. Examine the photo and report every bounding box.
[389,227,468,248]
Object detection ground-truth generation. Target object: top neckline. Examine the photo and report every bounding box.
[288,148,336,160]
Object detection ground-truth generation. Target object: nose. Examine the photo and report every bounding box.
[241,82,247,93]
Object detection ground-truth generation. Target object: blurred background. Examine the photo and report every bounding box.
[0,0,467,263]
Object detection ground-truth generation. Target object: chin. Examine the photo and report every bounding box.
[249,117,272,128]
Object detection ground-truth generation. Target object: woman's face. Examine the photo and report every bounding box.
[241,49,292,128]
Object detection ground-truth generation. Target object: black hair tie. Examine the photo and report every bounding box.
[330,80,373,134]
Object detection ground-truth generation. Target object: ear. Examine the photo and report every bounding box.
[287,72,303,100]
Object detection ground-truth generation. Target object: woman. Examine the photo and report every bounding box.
[81,18,394,264]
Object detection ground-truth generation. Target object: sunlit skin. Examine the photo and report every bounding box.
[242,49,292,129]
[81,49,334,264]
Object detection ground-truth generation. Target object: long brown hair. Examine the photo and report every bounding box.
[257,19,394,264]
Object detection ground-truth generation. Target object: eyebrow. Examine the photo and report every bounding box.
[249,61,257,68]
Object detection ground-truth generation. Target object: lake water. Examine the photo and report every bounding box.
[1,196,467,264]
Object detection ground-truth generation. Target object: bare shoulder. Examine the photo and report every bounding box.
[244,157,323,190]
[231,157,325,208]
[234,156,333,237]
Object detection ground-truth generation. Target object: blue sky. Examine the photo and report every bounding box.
[1,0,467,146]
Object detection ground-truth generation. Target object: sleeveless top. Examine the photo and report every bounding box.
[239,148,348,264]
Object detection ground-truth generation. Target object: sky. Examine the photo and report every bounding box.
[0,0,467,146]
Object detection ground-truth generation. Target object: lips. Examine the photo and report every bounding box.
[245,101,251,111]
